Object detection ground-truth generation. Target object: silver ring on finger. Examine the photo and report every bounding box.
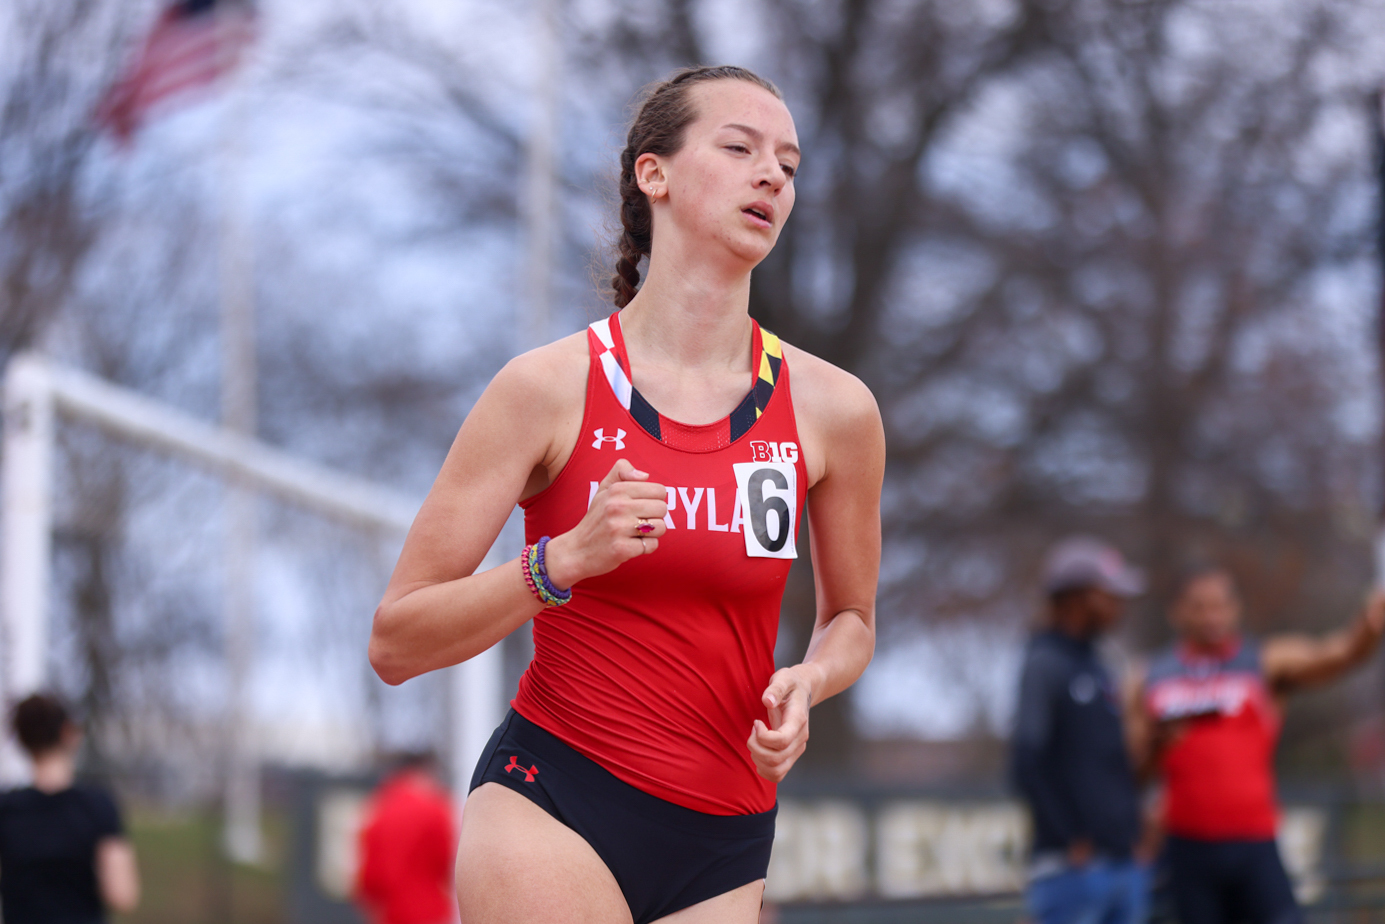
[639,536,648,554]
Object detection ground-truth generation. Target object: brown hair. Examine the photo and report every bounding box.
[12,692,71,757]
[611,66,783,308]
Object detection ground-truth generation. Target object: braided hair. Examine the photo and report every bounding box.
[611,66,782,308]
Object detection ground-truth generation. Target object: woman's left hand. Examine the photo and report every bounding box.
[747,665,820,782]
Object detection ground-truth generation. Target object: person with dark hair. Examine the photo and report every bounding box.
[370,65,883,923]
[354,752,457,924]
[1134,569,1385,924]
[0,693,139,923]
[1011,537,1148,924]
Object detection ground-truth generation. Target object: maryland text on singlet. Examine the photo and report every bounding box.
[514,311,806,816]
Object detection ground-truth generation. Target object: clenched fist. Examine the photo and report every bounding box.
[543,460,668,590]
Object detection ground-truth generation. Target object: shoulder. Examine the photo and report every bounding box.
[71,784,123,826]
[1023,635,1074,675]
[781,343,882,482]
[782,343,880,426]
[461,331,589,442]
[1024,631,1062,655]
[424,784,456,818]
[488,331,589,404]
[72,782,118,805]
[1143,646,1182,683]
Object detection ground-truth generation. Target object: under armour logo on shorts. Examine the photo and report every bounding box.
[592,428,626,450]
[504,755,539,782]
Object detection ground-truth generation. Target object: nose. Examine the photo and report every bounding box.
[754,153,785,194]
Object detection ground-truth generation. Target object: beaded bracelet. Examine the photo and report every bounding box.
[521,536,572,608]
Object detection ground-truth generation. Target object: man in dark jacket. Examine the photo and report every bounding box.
[1011,537,1147,924]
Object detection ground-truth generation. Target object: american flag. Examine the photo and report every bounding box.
[96,0,258,143]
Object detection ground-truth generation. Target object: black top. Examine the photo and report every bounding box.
[0,784,124,924]
[1009,630,1140,859]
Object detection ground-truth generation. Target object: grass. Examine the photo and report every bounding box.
[118,807,288,924]
[1341,803,1385,866]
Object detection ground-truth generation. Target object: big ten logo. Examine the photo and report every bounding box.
[750,440,799,464]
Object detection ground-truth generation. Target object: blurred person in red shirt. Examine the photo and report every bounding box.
[354,752,458,924]
[1134,569,1385,924]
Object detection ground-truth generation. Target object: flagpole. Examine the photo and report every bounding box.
[524,0,559,349]
[218,0,261,865]
[1374,89,1385,591]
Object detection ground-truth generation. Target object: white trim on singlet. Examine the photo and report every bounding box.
[589,317,633,410]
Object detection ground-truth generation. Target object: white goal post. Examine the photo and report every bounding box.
[0,352,505,835]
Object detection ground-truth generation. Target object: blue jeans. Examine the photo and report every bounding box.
[1027,859,1149,924]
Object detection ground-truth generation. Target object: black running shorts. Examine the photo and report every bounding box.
[469,709,777,923]
[1166,835,1303,924]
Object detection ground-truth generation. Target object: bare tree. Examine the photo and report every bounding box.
[29,0,1377,790]
[0,1,133,363]
[306,0,1385,768]
[743,0,1383,765]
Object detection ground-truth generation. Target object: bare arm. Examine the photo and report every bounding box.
[1262,590,1385,694]
[1121,663,1157,780]
[96,836,139,913]
[369,341,668,685]
[748,357,884,781]
[1128,677,1192,785]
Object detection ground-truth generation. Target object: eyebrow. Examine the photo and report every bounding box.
[722,123,801,159]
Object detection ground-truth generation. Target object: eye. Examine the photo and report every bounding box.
[781,163,797,179]
[726,143,751,155]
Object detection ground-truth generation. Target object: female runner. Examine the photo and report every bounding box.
[370,65,884,924]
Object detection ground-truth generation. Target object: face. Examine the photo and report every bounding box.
[1172,572,1241,646]
[27,723,81,762]
[637,80,800,269]
[1083,587,1125,635]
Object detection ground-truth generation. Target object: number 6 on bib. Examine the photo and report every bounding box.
[732,462,798,559]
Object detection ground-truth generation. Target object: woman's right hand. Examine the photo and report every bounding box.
[543,459,667,589]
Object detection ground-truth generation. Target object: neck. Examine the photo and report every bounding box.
[620,236,755,371]
[1052,613,1094,642]
[1185,635,1237,657]
[31,750,75,793]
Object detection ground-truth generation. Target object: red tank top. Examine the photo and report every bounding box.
[1145,638,1281,840]
[512,312,807,815]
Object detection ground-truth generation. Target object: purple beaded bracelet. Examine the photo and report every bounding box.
[522,536,572,607]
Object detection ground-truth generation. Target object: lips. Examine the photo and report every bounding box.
[742,201,774,228]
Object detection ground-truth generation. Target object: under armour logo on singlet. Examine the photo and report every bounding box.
[504,755,539,782]
[592,428,626,450]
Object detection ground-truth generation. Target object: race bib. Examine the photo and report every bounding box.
[732,462,798,559]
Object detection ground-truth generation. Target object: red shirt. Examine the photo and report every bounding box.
[1145,638,1281,840]
[513,313,807,815]
[354,771,457,924]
